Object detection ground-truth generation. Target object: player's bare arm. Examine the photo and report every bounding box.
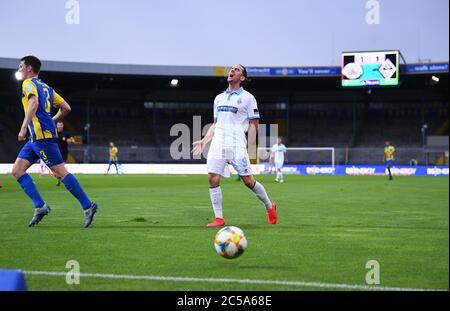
[18,96,38,141]
[247,119,259,159]
[52,101,71,123]
[192,122,216,156]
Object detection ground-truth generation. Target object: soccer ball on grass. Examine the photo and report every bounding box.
[214,226,247,259]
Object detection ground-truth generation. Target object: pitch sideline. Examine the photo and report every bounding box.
[23,270,445,291]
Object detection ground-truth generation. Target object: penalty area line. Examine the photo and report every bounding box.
[23,270,444,291]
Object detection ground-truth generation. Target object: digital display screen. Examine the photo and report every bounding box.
[341,51,399,87]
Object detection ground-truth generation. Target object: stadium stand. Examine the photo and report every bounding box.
[0,68,447,165]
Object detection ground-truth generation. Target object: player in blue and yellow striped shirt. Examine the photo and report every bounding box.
[106,142,119,175]
[384,141,395,180]
[12,56,98,228]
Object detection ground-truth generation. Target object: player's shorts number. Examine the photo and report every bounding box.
[40,150,49,165]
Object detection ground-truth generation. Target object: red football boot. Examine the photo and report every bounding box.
[267,202,277,224]
[207,218,225,227]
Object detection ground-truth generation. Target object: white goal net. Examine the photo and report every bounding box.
[257,147,335,167]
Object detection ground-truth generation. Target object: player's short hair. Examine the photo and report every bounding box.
[238,64,248,86]
[21,55,41,73]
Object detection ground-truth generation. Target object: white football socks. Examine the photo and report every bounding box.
[251,181,272,211]
[209,186,223,219]
[276,171,282,180]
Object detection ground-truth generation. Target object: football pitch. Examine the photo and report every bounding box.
[0,174,448,291]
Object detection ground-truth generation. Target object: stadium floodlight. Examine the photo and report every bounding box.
[15,71,23,80]
[431,75,439,83]
[170,79,179,87]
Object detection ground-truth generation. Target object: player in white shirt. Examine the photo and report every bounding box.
[192,64,277,227]
[271,137,288,182]
[38,159,52,176]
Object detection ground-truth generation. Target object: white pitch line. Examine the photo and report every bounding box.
[22,270,445,291]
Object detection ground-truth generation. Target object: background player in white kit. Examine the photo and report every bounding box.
[38,159,52,176]
[192,64,277,227]
[271,137,288,182]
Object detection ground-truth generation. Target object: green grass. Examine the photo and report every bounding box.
[0,174,448,291]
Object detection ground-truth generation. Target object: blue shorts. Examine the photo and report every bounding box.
[108,160,117,165]
[18,139,64,168]
[386,160,393,167]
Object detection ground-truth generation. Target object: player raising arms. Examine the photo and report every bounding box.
[192,64,277,227]
[12,56,98,228]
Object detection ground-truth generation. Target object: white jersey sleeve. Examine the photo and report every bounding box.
[247,94,260,120]
[213,95,220,122]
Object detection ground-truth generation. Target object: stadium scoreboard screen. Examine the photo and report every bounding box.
[341,50,399,87]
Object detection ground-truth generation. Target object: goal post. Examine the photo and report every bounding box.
[257,147,336,167]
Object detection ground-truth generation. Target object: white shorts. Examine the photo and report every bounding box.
[207,145,252,177]
[274,160,284,169]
